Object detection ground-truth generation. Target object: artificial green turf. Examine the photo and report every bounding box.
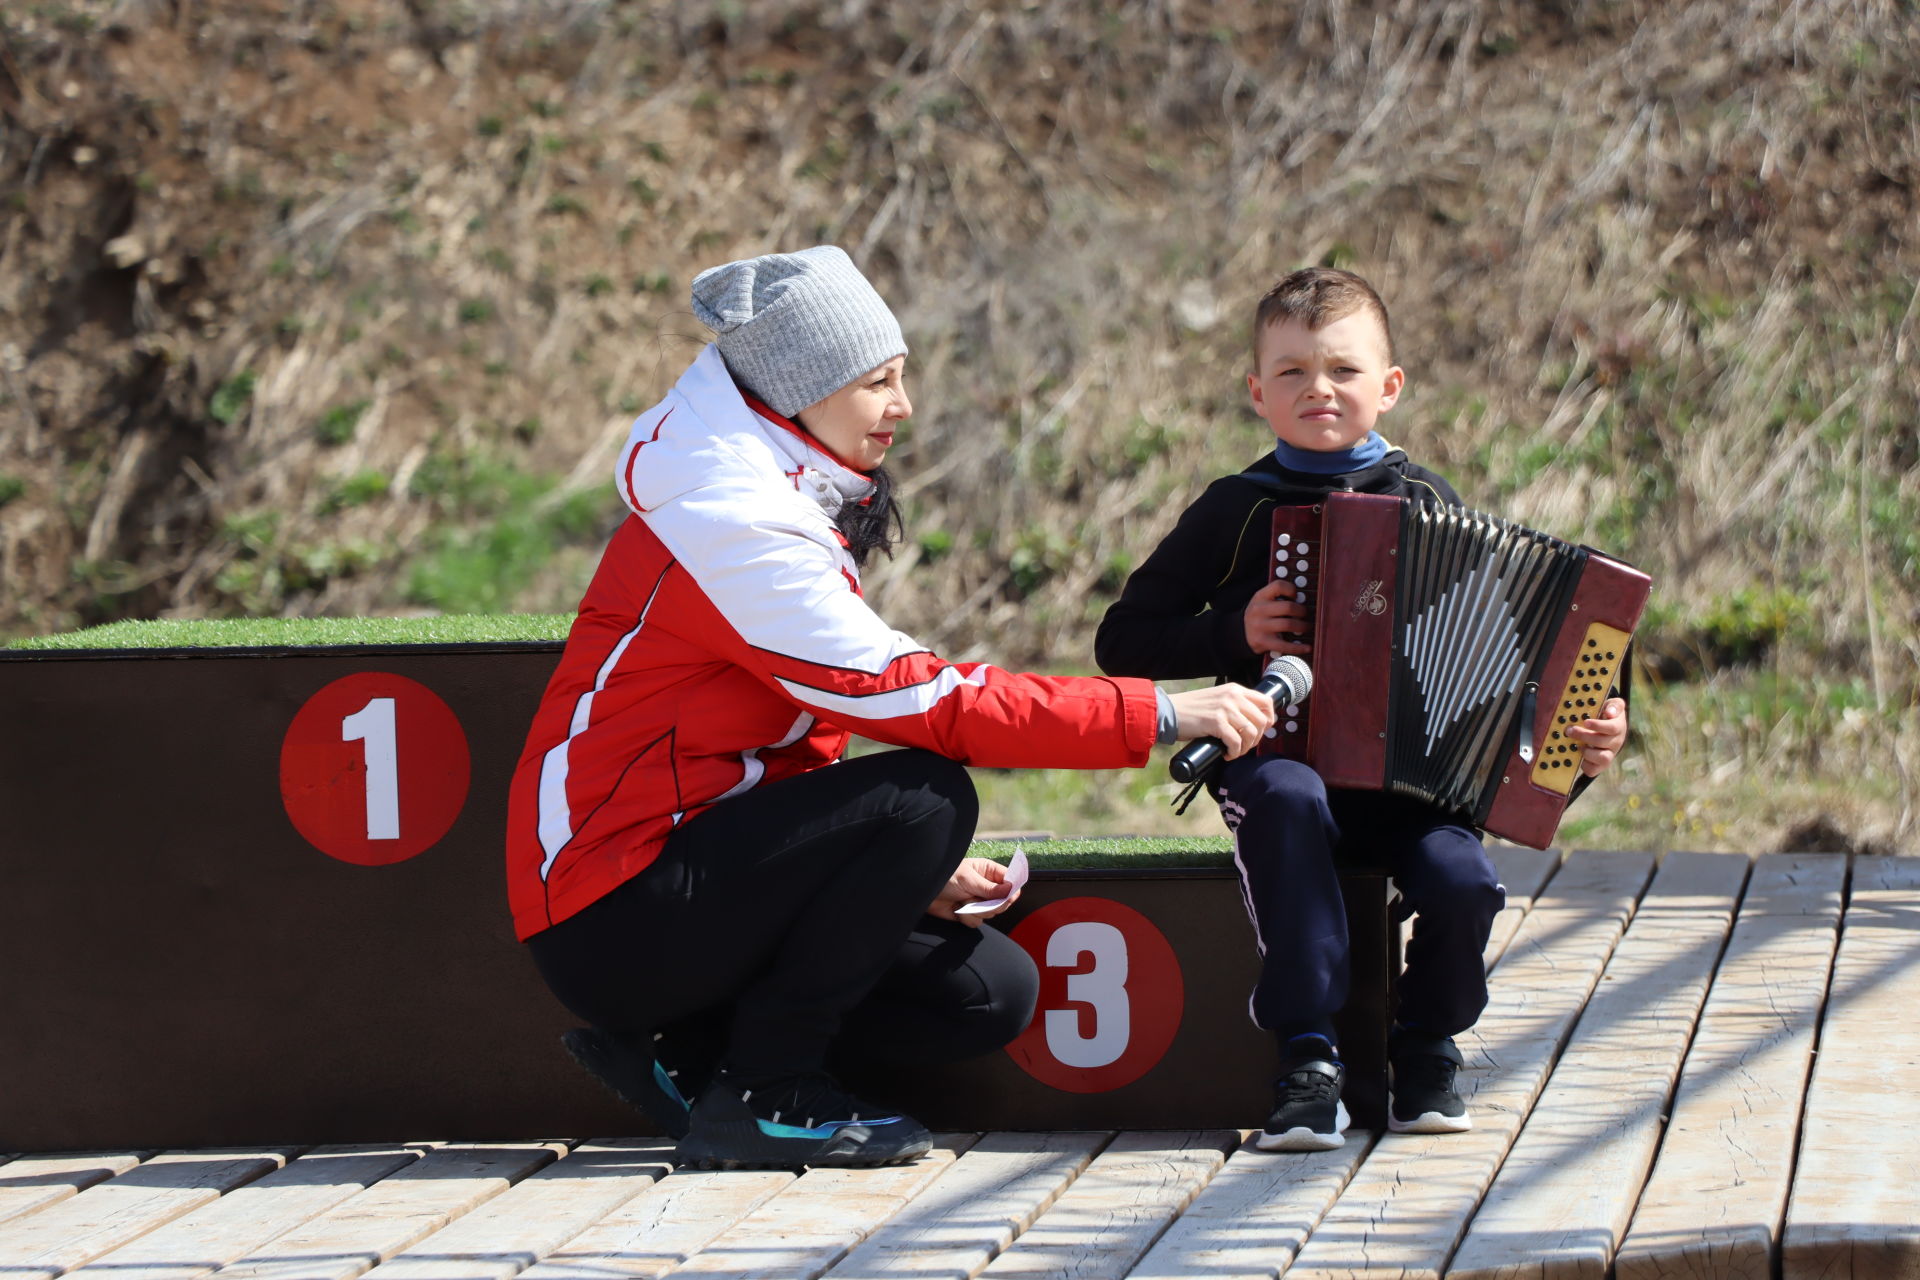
[7,614,575,651]
[967,835,1236,869]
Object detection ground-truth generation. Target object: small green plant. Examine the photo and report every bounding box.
[545,192,586,216]
[317,470,391,515]
[0,474,25,509]
[457,298,494,325]
[209,371,258,425]
[314,400,370,446]
[1696,588,1808,667]
[584,273,614,298]
[477,115,504,137]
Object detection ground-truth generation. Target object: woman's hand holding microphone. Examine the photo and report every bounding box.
[1167,684,1277,761]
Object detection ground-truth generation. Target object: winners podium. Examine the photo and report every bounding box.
[0,633,1393,1149]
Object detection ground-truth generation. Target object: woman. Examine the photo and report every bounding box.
[506,246,1274,1170]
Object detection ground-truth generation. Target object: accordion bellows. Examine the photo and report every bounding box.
[1261,493,1651,848]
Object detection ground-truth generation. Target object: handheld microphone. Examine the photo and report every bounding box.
[1168,656,1313,784]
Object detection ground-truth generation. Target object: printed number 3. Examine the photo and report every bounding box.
[340,696,400,840]
[1045,921,1130,1069]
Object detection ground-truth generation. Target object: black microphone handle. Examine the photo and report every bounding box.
[1168,736,1226,784]
[1167,663,1305,784]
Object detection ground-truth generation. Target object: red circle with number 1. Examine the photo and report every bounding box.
[279,672,470,866]
[1005,896,1185,1093]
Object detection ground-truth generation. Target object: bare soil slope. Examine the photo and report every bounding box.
[3,0,1916,847]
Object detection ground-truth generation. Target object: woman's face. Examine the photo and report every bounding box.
[795,357,911,472]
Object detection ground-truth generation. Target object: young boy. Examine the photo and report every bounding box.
[1095,267,1628,1150]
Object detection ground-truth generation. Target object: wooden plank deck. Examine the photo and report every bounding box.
[8,850,1915,1280]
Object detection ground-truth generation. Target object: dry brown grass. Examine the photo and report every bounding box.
[2,0,1915,848]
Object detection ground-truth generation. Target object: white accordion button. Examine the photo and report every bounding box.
[1278,533,1292,546]
[1285,704,1300,716]
[1263,727,1277,739]
[1286,720,1300,732]
[1298,543,1310,553]
[1294,575,1308,587]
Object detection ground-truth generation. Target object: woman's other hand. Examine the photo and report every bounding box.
[1565,696,1628,777]
[1243,578,1312,657]
[1168,684,1278,760]
[928,856,1020,928]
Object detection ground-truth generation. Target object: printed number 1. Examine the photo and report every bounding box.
[1045,921,1131,1069]
[340,696,400,840]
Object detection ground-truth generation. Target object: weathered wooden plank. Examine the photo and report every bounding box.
[1615,854,1845,1280]
[66,1146,429,1280]
[1444,851,1750,1280]
[0,1149,290,1280]
[1783,856,1920,1280]
[360,1141,675,1280]
[1128,1132,1376,1280]
[824,1132,1108,1280]
[672,1136,977,1280]
[976,1130,1241,1280]
[516,1164,796,1280]
[212,1143,563,1280]
[0,1152,153,1227]
[1284,849,1656,1280]
[1483,847,1568,972]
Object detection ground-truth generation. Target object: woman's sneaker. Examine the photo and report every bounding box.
[676,1073,934,1170]
[1257,1037,1349,1151]
[560,1027,700,1140]
[1388,1027,1471,1133]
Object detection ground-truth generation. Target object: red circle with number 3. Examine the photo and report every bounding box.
[1005,897,1185,1093]
[279,673,470,866]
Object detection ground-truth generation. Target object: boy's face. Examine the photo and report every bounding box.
[1248,310,1404,452]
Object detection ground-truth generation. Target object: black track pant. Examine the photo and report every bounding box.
[526,749,1038,1081]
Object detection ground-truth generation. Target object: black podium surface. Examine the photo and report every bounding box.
[0,643,1392,1149]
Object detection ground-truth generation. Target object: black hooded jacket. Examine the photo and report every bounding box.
[1096,447,1460,689]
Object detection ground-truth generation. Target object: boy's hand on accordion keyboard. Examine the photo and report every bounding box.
[1566,697,1628,777]
[1168,684,1278,760]
[1243,578,1313,657]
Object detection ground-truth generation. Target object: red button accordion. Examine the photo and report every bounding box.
[1260,492,1651,848]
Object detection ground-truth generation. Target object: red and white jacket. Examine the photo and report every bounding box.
[506,345,1158,939]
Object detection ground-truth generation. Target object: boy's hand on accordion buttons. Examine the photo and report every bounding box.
[1168,684,1278,760]
[1567,697,1628,777]
[1243,578,1312,657]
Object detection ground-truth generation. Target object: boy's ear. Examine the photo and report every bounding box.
[1378,365,1406,412]
[1247,370,1266,413]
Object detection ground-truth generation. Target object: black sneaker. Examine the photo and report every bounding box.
[1258,1038,1349,1151]
[1388,1027,1471,1133]
[561,1027,699,1140]
[675,1073,934,1170]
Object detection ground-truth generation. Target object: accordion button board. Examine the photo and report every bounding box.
[1259,491,1650,849]
[1530,622,1632,795]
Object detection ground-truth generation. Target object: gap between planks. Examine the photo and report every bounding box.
[1615,853,1846,1280]
[1285,849,1657,1280]
[1445,850,1752,1280]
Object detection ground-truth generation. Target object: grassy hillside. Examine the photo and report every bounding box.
[2,0,1915,852]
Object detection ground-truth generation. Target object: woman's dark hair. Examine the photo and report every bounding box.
[837,464,904,567]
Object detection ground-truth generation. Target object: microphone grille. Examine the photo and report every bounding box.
[1271,655,1313,701]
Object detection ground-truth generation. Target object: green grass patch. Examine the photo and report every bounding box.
[9,613,574,651]
[967,835,1236,869]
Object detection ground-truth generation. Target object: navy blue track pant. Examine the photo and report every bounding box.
[1215,754,1505,1042]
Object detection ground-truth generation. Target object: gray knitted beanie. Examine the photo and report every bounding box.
[689,246,908,418]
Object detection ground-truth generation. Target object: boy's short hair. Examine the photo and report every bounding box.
[1251,267,1394,367]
